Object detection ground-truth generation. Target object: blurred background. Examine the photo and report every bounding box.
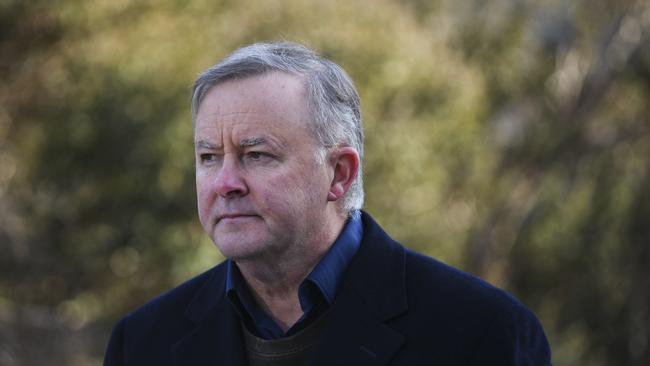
[1,0,649,365]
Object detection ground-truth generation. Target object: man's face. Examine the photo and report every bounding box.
[194,72,333,262]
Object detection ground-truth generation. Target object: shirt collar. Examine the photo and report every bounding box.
[300,210,362,305]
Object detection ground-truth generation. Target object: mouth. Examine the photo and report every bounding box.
[216,213,258,223]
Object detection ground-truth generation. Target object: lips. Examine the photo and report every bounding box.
[216,213,258,223]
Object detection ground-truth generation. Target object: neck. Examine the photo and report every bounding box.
[235,210,346,331]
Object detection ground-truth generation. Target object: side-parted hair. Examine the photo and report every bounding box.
[191,42,364,212]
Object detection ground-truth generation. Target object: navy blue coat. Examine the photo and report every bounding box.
[104,212,551,365]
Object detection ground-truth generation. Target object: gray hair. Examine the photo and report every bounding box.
[191,42,364,212]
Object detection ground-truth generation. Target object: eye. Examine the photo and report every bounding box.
[199,153,217,162]
[246,151,269,160]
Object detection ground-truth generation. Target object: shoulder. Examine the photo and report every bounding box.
[359,212,550,364]
[401,251,551,365]
[403,248,525,315]
[104,262,228,365]
[403,249,551,365]
[360,211,537,319]
[127,261,226,321]
[114,261,227,343]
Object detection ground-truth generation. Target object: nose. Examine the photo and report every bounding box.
[213,156,248,198]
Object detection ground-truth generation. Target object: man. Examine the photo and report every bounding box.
[104,42,551,365]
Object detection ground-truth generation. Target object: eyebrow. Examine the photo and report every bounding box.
[195,140,219,150]
[195,136,281,150]
[239,137,268,148]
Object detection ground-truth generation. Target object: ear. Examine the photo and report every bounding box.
[327,147,360,202]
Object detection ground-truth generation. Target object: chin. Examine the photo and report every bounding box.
[212,232,269,261]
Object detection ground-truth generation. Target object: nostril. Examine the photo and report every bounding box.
[222,186,247,198]
[214,170,248,198]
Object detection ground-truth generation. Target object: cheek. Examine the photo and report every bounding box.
[257,170,327,209]
[195,176,214,223]
[250,175,297,210]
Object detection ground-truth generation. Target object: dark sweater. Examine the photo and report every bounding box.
[242,311,330,366]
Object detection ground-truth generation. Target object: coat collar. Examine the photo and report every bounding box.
[171,211,407,366]
[348,211,408,321]
[313,211,407,365]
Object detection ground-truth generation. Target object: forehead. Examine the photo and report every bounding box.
[194,72,313,139]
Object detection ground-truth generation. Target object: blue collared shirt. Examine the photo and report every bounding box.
[226,210,363,339]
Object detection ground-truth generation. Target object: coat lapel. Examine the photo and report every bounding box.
[171,265,247,366]
[313,212,408,366]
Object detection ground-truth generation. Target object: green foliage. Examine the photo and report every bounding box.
[1,0,648,365]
